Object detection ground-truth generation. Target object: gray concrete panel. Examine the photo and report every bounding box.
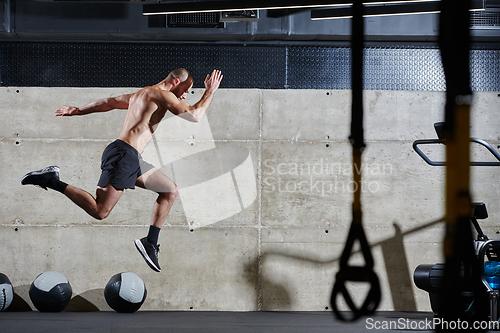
[261,225,444,312]
[363,91,445,141]
[0,226,258,311]
[261,141,445,228]
[0,87,259,142]
[470,92,500,142]
[262,90,351,142]
[361,142,445,227]
[261,141,351,227]
[0,87,134,140]
[204,89,261,141]
[262,90,448,142]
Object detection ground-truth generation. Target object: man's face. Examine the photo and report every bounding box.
[173,80,193,100]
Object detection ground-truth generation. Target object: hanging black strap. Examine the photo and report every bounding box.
[331,0,380,321]
[437,0,488,327]
[331,217,381,321]
[349,0,365,150]
[440,0,473,137]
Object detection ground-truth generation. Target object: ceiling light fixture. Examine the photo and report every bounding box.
[311,0,484,19]
[143,0,441,15]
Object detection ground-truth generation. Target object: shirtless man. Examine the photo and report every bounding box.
[21,68,223,272]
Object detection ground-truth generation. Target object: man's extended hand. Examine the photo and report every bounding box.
[55,105,80,116]
[204,70,223,94]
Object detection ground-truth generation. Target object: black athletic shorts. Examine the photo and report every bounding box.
[97,139,154,190]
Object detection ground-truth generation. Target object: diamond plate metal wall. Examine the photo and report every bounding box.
[0,42,499,91]
[0,42,286,89]
[287,47,351,90]
[470,49,500,92]
[363,47,445,91]
[288,46,500,91]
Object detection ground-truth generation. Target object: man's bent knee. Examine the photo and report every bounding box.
[92,207,112,220]
[172,186,179,199]
[159,186,178,201]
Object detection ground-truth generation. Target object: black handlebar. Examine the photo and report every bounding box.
[413,138,500,166]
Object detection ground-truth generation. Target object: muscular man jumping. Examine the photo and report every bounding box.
[21,68,223,272]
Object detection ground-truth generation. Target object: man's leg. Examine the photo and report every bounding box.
[22,166,123,220]
[134,167,178,272]
[136,167,179,229]
[64,184,123,220]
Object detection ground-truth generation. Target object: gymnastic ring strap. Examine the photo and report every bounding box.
[331,222,381,321]
[331,267,381,321]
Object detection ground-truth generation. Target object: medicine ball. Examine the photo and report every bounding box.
[29,271,72,312]
[104,272,147,313]
[0,273,14,311]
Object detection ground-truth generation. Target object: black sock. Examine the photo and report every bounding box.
[46,177,68,194]
[147,225,161,245]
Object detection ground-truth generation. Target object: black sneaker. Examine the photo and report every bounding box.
[21,166,60,191]
[134,237,161,272]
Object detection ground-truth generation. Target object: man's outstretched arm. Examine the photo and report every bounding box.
[168,70,223,122]
[55,93,134,116]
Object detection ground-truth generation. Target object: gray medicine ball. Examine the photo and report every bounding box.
[29,271,72,312]
[0,273,14,311]
[104,272,147,313]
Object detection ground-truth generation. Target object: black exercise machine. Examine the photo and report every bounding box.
[413,122,500,322]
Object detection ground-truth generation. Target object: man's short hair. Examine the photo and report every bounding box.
[167,68,193,84]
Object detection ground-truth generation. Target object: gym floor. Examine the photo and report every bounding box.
[0,311,435,333]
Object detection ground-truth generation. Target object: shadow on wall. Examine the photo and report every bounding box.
[242,260,292,310]
[6,285,32,311]
[7,286,103,312]
[252,218,444,311]
[380,223,418,311]
[64,289,103,312]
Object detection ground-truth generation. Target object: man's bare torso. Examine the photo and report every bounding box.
[117,86,170,154]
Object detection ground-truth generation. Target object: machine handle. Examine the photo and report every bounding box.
[413,138,500,166]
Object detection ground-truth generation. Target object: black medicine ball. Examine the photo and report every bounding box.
[29,271,72,312]
[0,273,14,311]
[104,272,147,313]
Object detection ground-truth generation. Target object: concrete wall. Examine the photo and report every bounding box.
[1,87,500,312]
